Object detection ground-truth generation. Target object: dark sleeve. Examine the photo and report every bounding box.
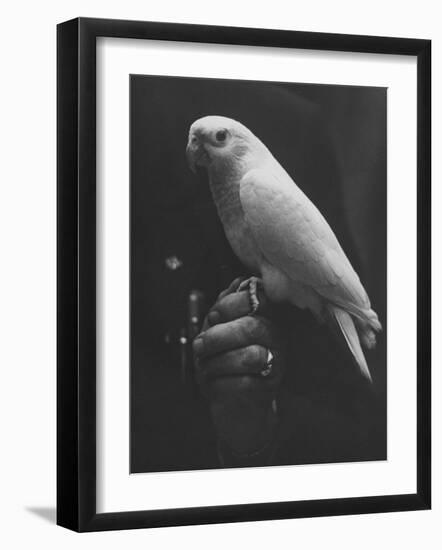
[272,307,386,466]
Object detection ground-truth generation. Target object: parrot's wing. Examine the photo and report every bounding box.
[239,167,371,315]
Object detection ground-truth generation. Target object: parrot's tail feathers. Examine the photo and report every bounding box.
[354,308,382,350]
[335,300,382,333]
[359,326,377,350]
[338,303,382,348]
[328,305,373,383]
[365,308,382,332]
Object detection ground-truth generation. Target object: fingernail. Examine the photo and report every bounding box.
[193,338,204,356]
[208,310,220,325]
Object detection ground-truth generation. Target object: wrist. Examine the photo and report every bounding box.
[216,400,278,466]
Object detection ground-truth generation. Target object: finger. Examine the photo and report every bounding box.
[205,279,245,330]
[216,277,244,302]
[209,289,271,326]
[207,291,250,326]
[193,315,277,359]
[199,345,269,380]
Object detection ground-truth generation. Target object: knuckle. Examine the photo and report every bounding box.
[222,292,241,312]
[215,295,231,317]
[207,324,223,344]
[240,315,258,337]
[204,323,232,354]
[199,327,215,354]
[241,315,266,341]
[207,309,221,326]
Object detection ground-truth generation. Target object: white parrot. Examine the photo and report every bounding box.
[186,115,381,382]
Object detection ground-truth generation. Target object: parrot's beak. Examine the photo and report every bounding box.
[186,143,198,174]
[186,136,209,173]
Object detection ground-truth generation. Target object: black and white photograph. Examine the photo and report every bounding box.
[54,15,431,534]
[0,0,435,544]
[130,75,387,473]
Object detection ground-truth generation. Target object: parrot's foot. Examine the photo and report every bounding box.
[237,277,263,315]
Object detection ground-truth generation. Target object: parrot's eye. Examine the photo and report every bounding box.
[215,130,227,143]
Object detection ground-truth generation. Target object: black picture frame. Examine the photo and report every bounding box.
[57,17,431,532]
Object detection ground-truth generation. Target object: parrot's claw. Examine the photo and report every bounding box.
[237,276,262,315]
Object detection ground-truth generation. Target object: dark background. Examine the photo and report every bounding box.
[130,75,387,473]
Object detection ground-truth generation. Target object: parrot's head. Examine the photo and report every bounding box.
[186,116,262,174]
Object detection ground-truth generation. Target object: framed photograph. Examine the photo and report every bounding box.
[57,17,431,532]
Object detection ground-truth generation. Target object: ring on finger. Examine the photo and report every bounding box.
[260,349,274,377]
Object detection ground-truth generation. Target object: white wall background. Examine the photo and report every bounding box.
[0,1,439,548]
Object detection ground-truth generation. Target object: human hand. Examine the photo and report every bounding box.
[193,278,286,457]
